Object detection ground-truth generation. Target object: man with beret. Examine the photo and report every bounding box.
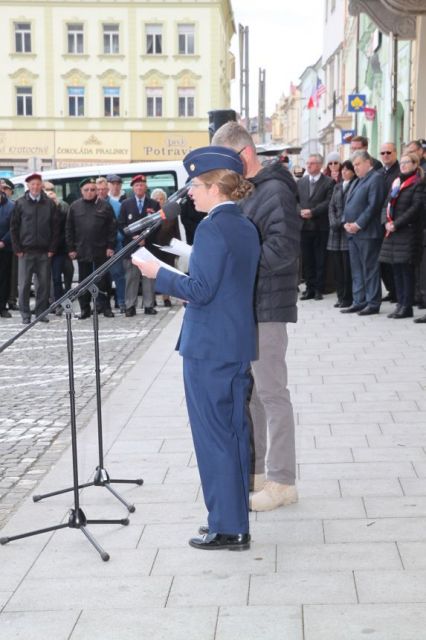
[66,177,116,319]
[10,173,59,324]
[0,180,15,318]
[118,174,160,316]
[107,174,127,204]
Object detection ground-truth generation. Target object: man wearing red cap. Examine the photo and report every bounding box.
[118,174,160,316]
[10,173,59,324]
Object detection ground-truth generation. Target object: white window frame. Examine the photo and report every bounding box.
[15,22,32,53]
[146,24,162,55]
[67,23,84,54]
[103,24,119,54]
[146,88,163,118]
[68,87,85,117]
[104,87,120,117]
[178,87,195,117]
[16,86,33,116]
[178,24,194,55]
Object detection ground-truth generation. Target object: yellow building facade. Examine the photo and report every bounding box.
[1,0,235,171]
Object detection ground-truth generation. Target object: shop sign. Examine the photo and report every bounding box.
[55,131,131,162]
[132,131,209,161]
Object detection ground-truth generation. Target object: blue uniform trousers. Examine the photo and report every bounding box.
[183,357,251,535]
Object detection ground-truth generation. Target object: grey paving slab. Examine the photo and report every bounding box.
[216,605,303,640]
[249,571,357,605]
[167,574,249,607]
[250,520,324,545]
[277,542,402,572]
[297,479,341,498]
[0,611,81,640]
[296,448,353,463]
[355,569,426,603]
[128,501,206,525]
[324,517,426,543]
[71,607,218,640]
[138,522,204,548]
[352,447,426,461]
[339,478,403,497]
[5,575,173,611]
[299,461,415,479]
[400,478,426,496]
[315,435,368,448]
[364,496,426,518]
[255,497,364,521]
[303,603,426,640]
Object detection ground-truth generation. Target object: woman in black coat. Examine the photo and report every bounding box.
[379,152,425,318]
[327,160,356,307]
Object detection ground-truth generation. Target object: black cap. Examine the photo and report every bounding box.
[79,177,97,188]
[1,178,14,190]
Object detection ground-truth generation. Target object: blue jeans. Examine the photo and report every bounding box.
[51,254,74,301]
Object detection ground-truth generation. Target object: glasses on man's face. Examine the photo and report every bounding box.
[380,151,393,155]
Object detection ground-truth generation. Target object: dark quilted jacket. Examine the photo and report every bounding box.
[241,162,301,323]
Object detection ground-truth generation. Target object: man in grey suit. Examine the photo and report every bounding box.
[341,151,385,316]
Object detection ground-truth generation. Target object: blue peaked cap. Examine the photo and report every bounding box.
[183,145,244,178]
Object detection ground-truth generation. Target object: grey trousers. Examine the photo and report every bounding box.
[249,322,296,485]
[124,258,155,309]
[18,253,51,320]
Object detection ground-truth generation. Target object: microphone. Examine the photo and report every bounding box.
[123,201,180,235]
[166,184,190,204]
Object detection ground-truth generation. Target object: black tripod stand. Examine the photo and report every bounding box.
[32,283,143,512]
[0,300,129,561]
[0,223,162,559]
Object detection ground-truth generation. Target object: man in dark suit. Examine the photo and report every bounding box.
[118,174,160,316]
[341,151,385,315]
[298,154,334,300]
[378,142,400,303]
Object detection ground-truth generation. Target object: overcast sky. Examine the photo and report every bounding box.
[229,0,324,116]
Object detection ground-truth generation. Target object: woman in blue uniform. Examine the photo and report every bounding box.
[133,146,260,551]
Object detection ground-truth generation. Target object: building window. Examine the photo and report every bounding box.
[68,86,85,116]
[178,88,195,117]
[104,87,120,117]
[16,87,33,116]
[146,88,163,117]
[67,23,84,54]
[15,22,32,53]
[178,24,194,55]
[103,24,119,54]
[146,24,162,54]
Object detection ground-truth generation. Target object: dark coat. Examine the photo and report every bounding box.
[151,218,181,267]
[241,162,302,323]
[0,197,14,251]
[118,195,160,248]
[180,196,205,245]
[66,197,116,261]
[378,161,400,202]
[327,178,356,252]
[10,191,59,254]
[297,173,335,232]
[342,169,385,239]
[379,178,425,265]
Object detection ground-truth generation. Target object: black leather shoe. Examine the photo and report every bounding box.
[394,306,413,319]
[22,317,30,325]
[300,290,315,300]
[334,301,342,308]
[340,304,366,314]
[387,305,401,318]
[78,310,91,320]
[414,315,426,324]
[144,307,157,315]
[0,310,12,318]
[8,303,19,311]
[189,532,250,551]
[358,306,380,316]
[382,293,396,302]
[37,316,49,323]
[314,292,323,300]
[103,309,114,318]
[125,306,136,317]
[340,300,353,308]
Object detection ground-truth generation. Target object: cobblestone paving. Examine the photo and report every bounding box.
[0,302,179,529]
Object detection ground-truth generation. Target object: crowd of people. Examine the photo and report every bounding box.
[296,136,426,322]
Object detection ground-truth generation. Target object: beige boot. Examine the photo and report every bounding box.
[250,473,266,492]
[249,481,298,512]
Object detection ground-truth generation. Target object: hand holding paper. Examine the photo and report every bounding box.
[132,246,186,279]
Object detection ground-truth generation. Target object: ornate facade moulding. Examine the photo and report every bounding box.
[348,0,422,38]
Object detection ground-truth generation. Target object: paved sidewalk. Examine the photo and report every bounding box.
[0,296,426,639]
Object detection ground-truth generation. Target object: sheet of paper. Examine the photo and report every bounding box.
[132,247,186,276]
[153,238,192,258]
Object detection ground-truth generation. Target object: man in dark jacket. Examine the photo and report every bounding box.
[341,151,385,315]
[297,154,334,299]
[212,121,301,512]
[66,177,116,319]
[378,142,400,303]
[10,173,59,324]
[0,185,14,318]
[118,174,160,316]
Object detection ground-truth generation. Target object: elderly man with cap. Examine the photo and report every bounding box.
[107,174,127,204]
[118,174,160,316]
[66,177,116,319]
[133,146,260,551]
[0,179,15,318]
[10,173,59,324]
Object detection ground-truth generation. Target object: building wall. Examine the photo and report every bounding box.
[1,0,234,170]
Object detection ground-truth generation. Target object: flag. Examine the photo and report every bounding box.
[307,77,326,110]
[307,95,315,110]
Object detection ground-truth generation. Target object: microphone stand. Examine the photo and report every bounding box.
[0,222,162,560]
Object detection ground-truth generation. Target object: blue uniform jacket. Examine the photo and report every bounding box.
[155,202,260,363]
[0,199,14,250]
[343,169,385,239]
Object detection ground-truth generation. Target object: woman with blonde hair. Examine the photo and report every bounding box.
[380,152,425,318]
[133,146,260,551]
